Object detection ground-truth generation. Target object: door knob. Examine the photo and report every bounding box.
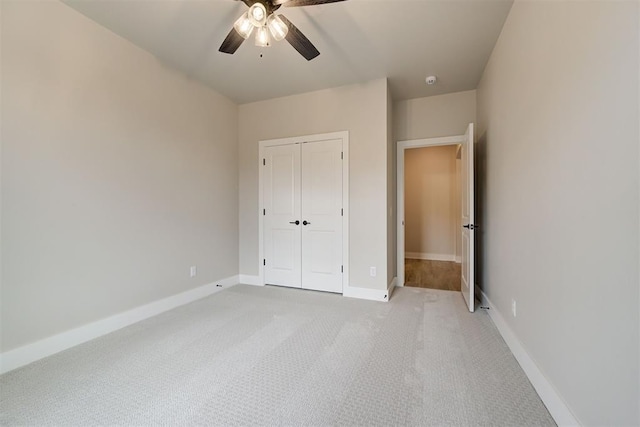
[289,220,300,225]
[303,220,311,226]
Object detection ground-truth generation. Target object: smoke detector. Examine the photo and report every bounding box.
[426,75,437,85]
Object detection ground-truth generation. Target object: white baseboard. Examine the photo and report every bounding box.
[406,252,456,262]
[454,255,461,263]
[343,284,390,302]
[481,291,580,426]
[239,274,262,286]
[0,275,240,375]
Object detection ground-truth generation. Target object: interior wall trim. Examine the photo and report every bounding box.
[0,276,239,374]
[481,291,580,426]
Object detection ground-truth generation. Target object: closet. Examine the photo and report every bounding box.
[261,137,344,293]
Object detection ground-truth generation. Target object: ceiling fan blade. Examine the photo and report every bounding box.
[238,0,257,6]
[281,0,347,7]
[219,28,246,55]
[279,15,320,61]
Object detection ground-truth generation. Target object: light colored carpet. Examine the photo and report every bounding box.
[0,285,555,426]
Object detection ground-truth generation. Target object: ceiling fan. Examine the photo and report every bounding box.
[219,0,347,61]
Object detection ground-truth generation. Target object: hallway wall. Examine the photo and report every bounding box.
[404,145,459,261]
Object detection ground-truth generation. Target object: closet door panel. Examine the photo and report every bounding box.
[301,139,343,293]
[263,144,302,288]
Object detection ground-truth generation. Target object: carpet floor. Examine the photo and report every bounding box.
[0,285,555,426]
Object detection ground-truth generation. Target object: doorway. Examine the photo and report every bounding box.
[404,144,461,291]
[397,125,475,311]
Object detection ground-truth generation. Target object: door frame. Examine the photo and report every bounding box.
[396,134,466,287]
[258,131,350,291]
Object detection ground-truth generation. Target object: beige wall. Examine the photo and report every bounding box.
[238,79,391,290]
[404,146,459,259]
[1,1,239,351]
[476,1,639,425]
[394,90,476,141]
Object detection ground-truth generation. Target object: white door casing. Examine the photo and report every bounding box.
[301,139,343,293]
[263,143,302,288]
[461,123,475,312]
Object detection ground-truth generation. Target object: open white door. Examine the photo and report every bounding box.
[461,123,475,312]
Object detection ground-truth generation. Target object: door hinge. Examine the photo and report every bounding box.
[263,259,266,266]
[341,208,343,216]
[341,265,343,273]
[263,209,266,216]
[341,152,343,160]
[263,158,266,166]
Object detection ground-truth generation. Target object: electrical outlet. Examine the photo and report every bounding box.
[511,299,517,317]
[190,266,197,278]
[370,267,377,277]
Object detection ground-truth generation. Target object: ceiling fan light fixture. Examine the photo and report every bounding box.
[267,14,288,41]
[248,3,268,27]
[255,25,270,47]
[233,12,254,39]
[220,0,345,60]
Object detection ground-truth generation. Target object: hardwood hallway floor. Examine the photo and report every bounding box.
[405,259,461,291]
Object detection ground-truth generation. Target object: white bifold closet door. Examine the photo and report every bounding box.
[263,139,343,293]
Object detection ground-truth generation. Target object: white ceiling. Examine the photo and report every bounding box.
[63,0,513,104]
